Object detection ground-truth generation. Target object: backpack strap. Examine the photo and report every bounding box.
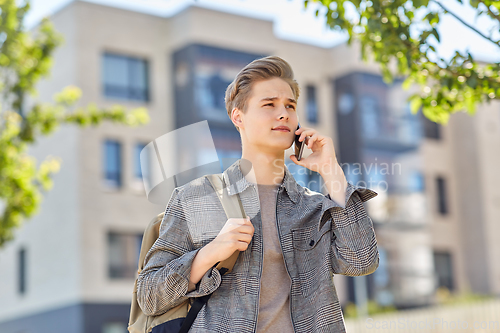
[205,173,246,274]
[178,174,247,333]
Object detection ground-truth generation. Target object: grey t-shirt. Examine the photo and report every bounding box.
[256,184,294,333]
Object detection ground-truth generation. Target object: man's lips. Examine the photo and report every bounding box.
[272,126,290,132]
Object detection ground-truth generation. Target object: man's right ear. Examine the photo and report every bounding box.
[231,108,244,129]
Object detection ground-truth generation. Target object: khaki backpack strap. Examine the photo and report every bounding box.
[205,173,247,274]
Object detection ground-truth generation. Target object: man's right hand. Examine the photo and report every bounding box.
[208,217,255,263]
[188,217,254,291]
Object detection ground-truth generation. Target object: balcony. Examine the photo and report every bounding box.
[360,111,422,153]
[367,186,428,228]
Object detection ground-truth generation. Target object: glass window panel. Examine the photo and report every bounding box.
[104,140,121,187]
[423,114,441,140]
[130,59,147,89]
[196,75,214,109]
[436,176,448,215]
[129,59,148,101]
[338,93,355,115]
[103,53,149,102]
[194,67,232,123]
[135,143,148,180]
[103,54,128,88]
[209,73,228,110]
[306,85,318,123]
[136,234,143,262]
[108,232,142,279]
[360,96,379,138]
[18,248,26,295]
[433,251,454,291]
[409,171,425,192]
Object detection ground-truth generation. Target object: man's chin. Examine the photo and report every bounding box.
[256,139,293,153]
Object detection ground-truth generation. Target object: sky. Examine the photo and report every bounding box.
[22,0,500,63]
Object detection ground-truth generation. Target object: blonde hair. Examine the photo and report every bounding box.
[225,56,300,132]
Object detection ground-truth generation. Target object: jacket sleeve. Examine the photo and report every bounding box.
[322,181,380,276]
[137,188,222,316]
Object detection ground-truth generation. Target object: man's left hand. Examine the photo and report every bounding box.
[289,127,338,175]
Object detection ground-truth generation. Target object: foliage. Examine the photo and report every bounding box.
[305,0,500,124]
[0,0,149,247]
[435,286,496,305]
[343,288,496,319]
[344,300,397,318]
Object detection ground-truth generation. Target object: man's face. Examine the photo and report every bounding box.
[234,77,298,154]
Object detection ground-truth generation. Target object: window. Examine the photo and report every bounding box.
[103,53,149,102]
[173,44,263,125]
[18,248,26,295]
[409,171,425,192]
[436,176,448,215]
[360,96,380,138]
[306,85,318,123]
[134,143,149,181]
[208,74,228,110]
[108,232,142,279]
[104,140,122,188]
[433,251,454,291]
[338,92,355,115]
[423,115,441,140]
[402,103,423,144]
[195,72,233,123]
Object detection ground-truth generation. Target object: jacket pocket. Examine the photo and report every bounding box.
[291,219,332,251]
[291,219,332,297]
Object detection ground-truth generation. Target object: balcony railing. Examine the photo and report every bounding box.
[361,112,422,152]
[367,187,428,227]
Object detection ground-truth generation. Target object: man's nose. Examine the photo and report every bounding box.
[277,105,290,120]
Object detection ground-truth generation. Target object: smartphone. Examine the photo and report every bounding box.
[294,123,305,161]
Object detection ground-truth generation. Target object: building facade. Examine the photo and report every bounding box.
[0,1,499,332]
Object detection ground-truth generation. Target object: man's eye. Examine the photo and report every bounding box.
[264,103,273,107]
[287,105,296,110]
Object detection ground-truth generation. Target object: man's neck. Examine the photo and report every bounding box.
[240,152,286,186]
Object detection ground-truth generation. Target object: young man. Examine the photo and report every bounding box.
[137,56,379,332]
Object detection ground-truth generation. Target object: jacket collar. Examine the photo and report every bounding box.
[223,158,300,203]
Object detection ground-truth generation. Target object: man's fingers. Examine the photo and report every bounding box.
[307,134,319,148]
[238,224,254,235]
[300,129,317,142]
[290,155,303,165]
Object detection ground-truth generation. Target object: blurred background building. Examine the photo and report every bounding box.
[0,1,499,332]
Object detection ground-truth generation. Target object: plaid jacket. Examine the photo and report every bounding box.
[137,159,379,333]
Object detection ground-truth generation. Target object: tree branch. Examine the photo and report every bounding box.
[431,0,500,48]
[477,0,500,23]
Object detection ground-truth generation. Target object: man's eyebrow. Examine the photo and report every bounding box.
[260,97,297,104]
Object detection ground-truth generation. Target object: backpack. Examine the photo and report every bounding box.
[128,173,246,333]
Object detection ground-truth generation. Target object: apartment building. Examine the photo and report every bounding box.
[0,1,499,332]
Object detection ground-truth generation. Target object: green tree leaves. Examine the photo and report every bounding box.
[0,0,149,247]
[304,0,500,124]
